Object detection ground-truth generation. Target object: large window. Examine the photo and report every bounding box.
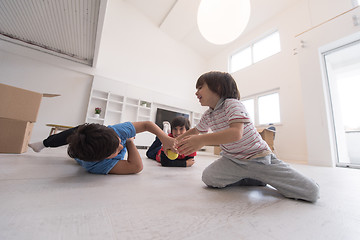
[241,90,281,126]
[229,31,281,73]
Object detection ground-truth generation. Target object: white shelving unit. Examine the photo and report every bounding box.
[86,90,109,125]
[86,89,153,146]
[122,97,153,146]
[86,80,202,147]
[121,97,152,122]
[192,112,202,127]
[105,93,124,125]
[86,90,125,125]
[86,90,152,124]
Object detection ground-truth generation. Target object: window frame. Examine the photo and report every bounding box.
[229,30,281,73]
[241,89,281,127]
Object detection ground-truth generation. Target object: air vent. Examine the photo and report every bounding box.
[0,0,101,65]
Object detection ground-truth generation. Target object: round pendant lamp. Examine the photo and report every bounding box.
[197,0,251,45]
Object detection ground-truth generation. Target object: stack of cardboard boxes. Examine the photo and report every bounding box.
[0,83,58,154]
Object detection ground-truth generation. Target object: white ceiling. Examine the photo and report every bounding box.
[0,0,302,65]
[125,0,302,58]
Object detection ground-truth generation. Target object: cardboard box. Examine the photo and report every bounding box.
[0,83,59,153]
[214,146,221,155]
[0,83,43,122]
[257,128,275,151]
[0,118,34,153]
[212,128,275,155]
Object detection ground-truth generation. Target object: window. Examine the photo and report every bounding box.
[253,31,281,63]
[241,90,281,126]
[229,31,281,73]
[242,98,255,122]
[258,93,280,125]
[229,47,251,72]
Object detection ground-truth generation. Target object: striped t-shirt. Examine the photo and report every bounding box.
[196,98,271,161]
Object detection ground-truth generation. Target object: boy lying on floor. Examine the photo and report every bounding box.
[29,121,175,175]
[146,116,196,167]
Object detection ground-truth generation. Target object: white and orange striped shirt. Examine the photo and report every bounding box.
[196,98,271,161]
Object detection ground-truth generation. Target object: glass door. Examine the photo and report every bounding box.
[323,39,360,168]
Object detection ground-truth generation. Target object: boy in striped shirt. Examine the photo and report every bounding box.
[176,71,319,202]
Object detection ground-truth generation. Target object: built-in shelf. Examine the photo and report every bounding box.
[86,90,152,128]
[86,83,202,147]
[192,112,202,127]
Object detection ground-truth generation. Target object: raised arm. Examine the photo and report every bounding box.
[176,122,244,156]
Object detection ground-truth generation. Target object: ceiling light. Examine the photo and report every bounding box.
[197,0,251,45]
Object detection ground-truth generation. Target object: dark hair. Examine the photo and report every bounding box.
[196,71,240,100]
[171,116,190,132]
[67,123,119,162]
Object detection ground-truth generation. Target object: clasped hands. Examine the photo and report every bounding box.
[165,135,203,156]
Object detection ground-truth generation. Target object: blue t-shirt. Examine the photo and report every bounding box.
[75,122,136,174]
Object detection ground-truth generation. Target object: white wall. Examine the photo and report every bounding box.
[296,5,360,166]
[207,0,359,165]
[206,1,311,164]
[0,0,207,144]
[94,0,206,110]
[91,75,205,114]
[0,48,93,141]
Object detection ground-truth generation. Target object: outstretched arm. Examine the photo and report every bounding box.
[109,138,143,174]
[132,121,176,152]
[176,122,244,156]
[175,127,199,142]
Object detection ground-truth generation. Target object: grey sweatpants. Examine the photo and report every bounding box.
[202,154,320,202]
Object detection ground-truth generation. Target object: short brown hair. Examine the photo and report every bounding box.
[196,71,240,100]
[67,123,119,162]
[171,116,190,131]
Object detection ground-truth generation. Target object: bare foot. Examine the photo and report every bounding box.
[186,158,195,167]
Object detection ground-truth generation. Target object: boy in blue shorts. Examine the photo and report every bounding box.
[29,121,175,175]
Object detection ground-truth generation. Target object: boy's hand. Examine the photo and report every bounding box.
[162,135,177,153]
[176,135,203,156]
